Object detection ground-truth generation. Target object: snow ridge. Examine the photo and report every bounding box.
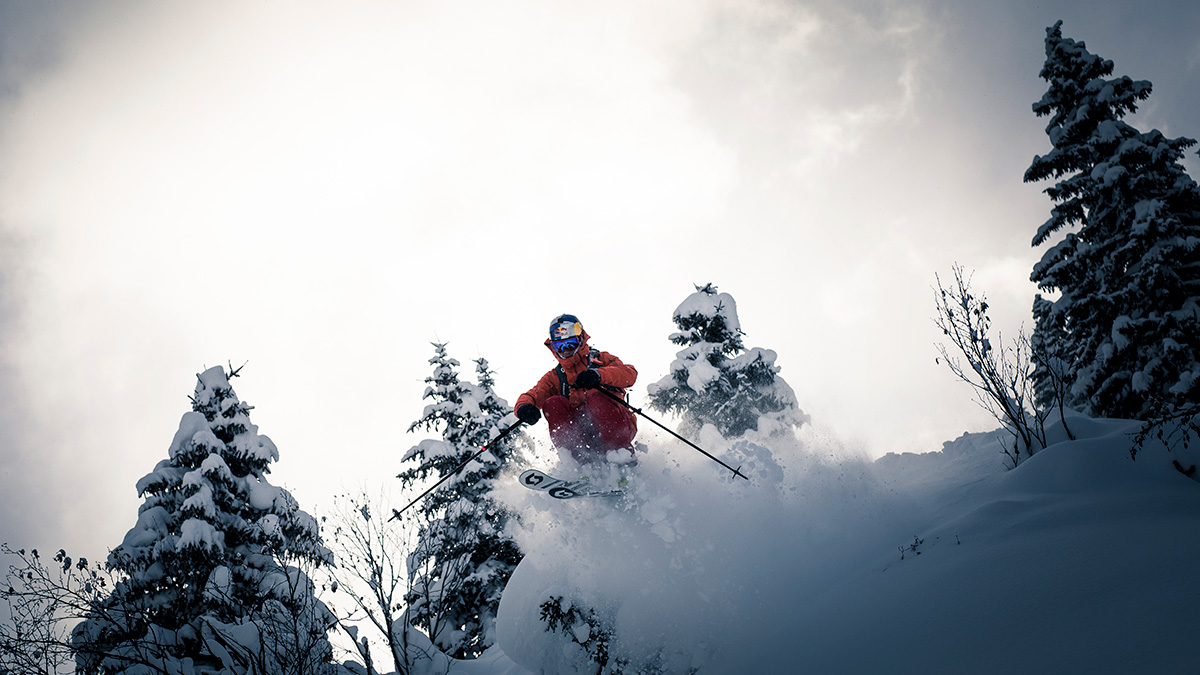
[487,414,1200,674]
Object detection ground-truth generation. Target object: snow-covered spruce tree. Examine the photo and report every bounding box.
[397,347,522,659]
[1030,294,1076,433]
[647,283,807,438]
[72,366,336,675]
[1024,21,1200,421]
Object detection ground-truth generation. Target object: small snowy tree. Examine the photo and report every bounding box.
[397,346,522,659]
[72,365,336,675]
[1024,21,1200,421]
[1030,295,1070,413]
[647,283,807,438]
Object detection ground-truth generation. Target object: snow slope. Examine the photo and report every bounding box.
[473,413,1200,674]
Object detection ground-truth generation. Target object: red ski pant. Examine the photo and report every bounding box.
[543,393,636,463]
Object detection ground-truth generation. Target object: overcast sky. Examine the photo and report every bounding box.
[2,0,1198,558]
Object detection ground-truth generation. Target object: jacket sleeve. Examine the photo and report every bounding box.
[595,351,637,389]
[515,369,562,411]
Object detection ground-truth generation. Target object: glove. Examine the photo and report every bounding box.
[575,369,601,390]
[516,403,541,425]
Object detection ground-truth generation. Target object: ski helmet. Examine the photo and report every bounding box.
[549,314,583,341]
[549,314,584,358]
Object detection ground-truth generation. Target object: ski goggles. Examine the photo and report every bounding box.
[551,336,582,358]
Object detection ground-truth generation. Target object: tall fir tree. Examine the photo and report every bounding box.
[1025,21,1200,419]
[397,345,522,659]
[646,283,807,438]
[73,366,335,675]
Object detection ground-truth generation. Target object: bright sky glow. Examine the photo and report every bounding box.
[1,0,1197,558]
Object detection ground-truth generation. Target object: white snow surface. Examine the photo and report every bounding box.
[673,345,721,392]
[428,412,1200,674]
[178,517,223,552]
[247,477,282,511]
[166,411,211,461]
[672,290,739,332]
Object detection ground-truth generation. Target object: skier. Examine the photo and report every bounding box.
[515,313,639,465]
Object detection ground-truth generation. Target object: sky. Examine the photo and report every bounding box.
[1,0,1198,559]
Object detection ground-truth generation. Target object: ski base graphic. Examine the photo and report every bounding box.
[518,469,625,500]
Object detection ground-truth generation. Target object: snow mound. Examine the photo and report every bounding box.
[490,414,1200,674]
[493,427,915,673]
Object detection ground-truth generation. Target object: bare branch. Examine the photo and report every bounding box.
[934,264,1059,467]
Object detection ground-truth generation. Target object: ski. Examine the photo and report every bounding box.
[518,469,625,500]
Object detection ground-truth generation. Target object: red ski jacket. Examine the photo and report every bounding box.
[515,329,638,417]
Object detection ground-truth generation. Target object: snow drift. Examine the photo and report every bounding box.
[486,414,1200,674]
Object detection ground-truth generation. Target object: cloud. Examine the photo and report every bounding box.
[670,0,932,180]
[0,0,747,554]
[10,0,1193,561]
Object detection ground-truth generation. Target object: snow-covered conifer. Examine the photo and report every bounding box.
[647,283,807,438]
[73,365,335,675]
[397,346,522,659]
[1025,21,1200,419]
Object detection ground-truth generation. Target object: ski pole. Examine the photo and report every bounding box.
[595,386,749,481]
[389,419,525,521]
